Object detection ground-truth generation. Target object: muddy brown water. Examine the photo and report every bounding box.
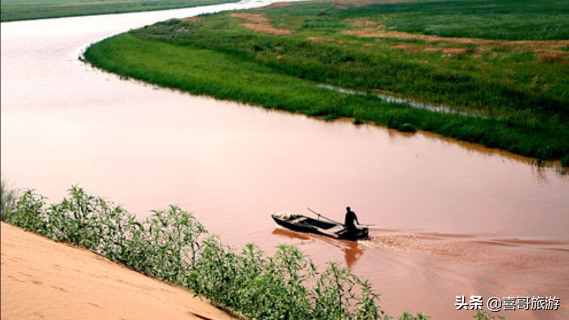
[1,2,569,319]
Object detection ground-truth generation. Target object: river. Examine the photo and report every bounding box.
[1,1,568,319]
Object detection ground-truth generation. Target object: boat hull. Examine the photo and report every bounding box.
[271,213,368,241]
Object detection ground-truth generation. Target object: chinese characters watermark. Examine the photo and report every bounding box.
[455,295,560,312]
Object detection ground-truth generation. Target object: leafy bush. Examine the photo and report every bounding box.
[0,180,18,219]
[561,154,569,167]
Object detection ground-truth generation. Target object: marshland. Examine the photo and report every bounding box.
[85,0,569,163]
[2,0,569,319]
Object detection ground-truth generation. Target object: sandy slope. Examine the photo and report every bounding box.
[0,222,235,320]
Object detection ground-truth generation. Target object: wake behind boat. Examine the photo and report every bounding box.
[271,212,369,241]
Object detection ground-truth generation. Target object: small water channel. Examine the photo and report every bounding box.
[317,83,488,118]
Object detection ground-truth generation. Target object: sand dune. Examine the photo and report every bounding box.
[0,222,235,320]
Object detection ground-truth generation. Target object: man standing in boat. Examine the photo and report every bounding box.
[344,206,360,232]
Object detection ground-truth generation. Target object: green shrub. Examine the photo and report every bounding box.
[561,155,569,167]
[0,180,17,219]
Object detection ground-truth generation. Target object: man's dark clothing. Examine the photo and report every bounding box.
[344,209,359,231]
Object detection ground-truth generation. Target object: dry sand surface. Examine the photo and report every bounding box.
[343,18,569,61]
[230,13,291,35]
[0,222,236,320]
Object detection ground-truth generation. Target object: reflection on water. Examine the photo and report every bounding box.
[273,226,569,319]
[272,228,365,268]
[415,130,569,178]
[342,240,363,268]
[272,228,312,241]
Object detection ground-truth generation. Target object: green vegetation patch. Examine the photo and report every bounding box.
[84,0,569,163]
[341,0,569,40]
[0,180,18,217]
[0,0,239,22]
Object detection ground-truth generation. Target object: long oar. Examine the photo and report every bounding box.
[307,207,344,225]
[308,207,378,228]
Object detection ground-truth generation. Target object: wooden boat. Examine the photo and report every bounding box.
[271,213,369,241]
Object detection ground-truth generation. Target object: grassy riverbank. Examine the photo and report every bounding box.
[0,0,238,22]
[84,0,569,163]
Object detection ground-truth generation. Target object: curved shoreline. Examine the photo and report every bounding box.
[82,6,569,164]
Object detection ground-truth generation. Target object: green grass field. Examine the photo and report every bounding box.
[343,0,569,40]
[0,0,239,22]
[84,0,569,164]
